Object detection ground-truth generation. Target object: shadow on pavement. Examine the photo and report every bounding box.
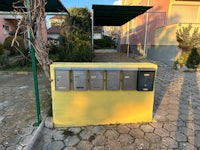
[175,72,200,149]
[153,64,176,115]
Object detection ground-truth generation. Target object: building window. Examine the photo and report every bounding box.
[3,25,10,34]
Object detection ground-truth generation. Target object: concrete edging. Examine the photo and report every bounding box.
[26,119,45,150]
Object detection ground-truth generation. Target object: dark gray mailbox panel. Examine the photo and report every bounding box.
[106,70,120,90]
[122,70,138,90]
[55,69,70,91]
[73,70,87,91]
[137,69,155,91]
[89,70,104,90]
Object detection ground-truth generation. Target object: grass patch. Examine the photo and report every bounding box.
[1,65,32,72]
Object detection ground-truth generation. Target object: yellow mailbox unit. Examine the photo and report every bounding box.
[50,62,157,127]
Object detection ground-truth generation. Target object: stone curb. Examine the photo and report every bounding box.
[26,119,45,150]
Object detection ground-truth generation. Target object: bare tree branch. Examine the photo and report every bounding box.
[12,0,51,79]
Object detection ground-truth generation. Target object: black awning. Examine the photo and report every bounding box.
[0,0,67,13]
[92,5,152,26]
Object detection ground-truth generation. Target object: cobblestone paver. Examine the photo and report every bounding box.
[0,73,50,150]
[1,51,200,150]
[32,52,200,149]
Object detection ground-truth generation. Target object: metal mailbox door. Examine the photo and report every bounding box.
[89,70,104,90]
[122,69,138,90]
[55,69,70,91]
[73,70,88,91]
[106,70,120,90]
[137,69,155,91]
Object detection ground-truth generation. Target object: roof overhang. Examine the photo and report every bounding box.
[0,0,68,13]
[92,5,152,26]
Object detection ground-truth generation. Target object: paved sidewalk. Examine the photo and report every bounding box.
[32,53,200,150]
[0,72,50,150]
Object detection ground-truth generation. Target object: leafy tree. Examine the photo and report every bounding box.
[61,7,94,61]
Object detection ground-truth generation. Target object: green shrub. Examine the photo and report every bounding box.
[0,44,3,55]
[2,62,32,71]
[197,48,200,56]
[49,44,94,62]
[176,25,200,69]
[58,46,68,61]
[49,45,94,62]
[51,36,94,62]
[66,49,94,62]
[49,54,59,61]
[17,57,31,67]
[48,44,68,62]
[94,36,115,49]
[176,51,191,67]
[48,44,60,61]
[0,55,8,66]
[3,36,25,56]
[186,48,200,69]
[197,64,200,70]
[48,44,59,55]
[66,39,94,62]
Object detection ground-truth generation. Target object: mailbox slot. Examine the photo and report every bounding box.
[73,69,88,91]
[137,69,155,91]
[122,69,138,90]
[55,68,70,91]
[89,69,104,90]
[106,70,120,90]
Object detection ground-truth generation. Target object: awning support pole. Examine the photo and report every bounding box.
[92,9,94,50]
[143,0,150,57]
[127,21,130,56]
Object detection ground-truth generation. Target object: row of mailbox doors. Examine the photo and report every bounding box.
[54,68,155,91]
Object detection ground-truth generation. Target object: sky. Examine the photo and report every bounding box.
[61,0,122,9]
[46,0,122,27]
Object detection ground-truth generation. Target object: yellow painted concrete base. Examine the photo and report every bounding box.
[50,62,157,127]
